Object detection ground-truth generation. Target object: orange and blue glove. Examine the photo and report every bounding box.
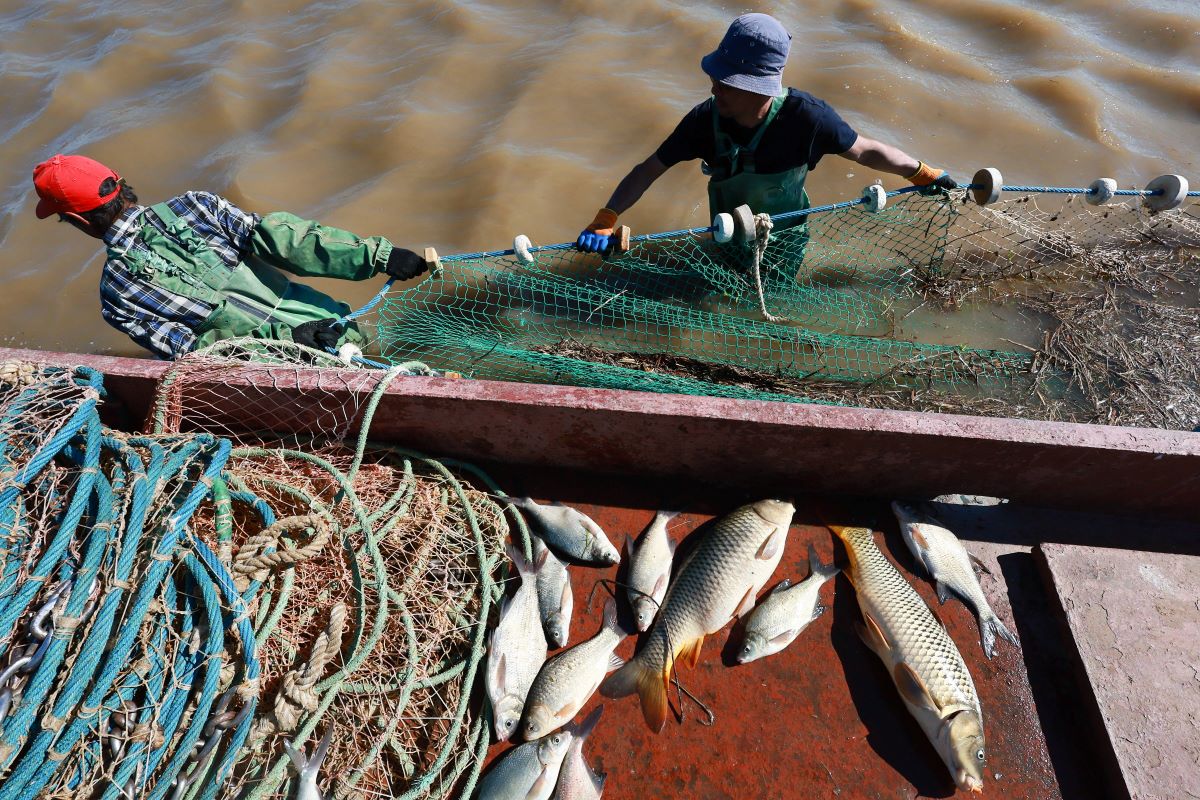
[908,162,958,195]
[576,208,619,253]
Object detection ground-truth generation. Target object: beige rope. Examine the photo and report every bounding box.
[251,603,347,744]
[751,212,787,323]
[233,515,331,588]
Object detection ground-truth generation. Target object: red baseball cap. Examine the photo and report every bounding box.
[32,154,122,219]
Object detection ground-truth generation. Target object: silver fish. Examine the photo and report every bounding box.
[737,543,839,664]
[477,729,573,800]
[487,543,550,741]
[553,705,606,800]
[508,497,620,566]
[891,501,1017,658]
[282,727,333,800]
[625,510,678,632]
[523,598,625,740]
[833,525,986,794]
[533,537,573,648]
[601,499,794,731]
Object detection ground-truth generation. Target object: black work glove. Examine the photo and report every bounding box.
[920,172,959,196]
[383,247,428,281]
[292,318,343,350]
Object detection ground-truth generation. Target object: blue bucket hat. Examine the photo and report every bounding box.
[701,13,791,97]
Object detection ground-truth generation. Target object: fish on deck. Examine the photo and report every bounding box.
[600,499,795,732]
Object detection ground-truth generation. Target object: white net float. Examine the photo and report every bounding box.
[971,168,1002,206]
[337,342,363,367]
[1085,178,1117,206]
[1143,174,1188,212]
[732,204,757,244]
[513,234,534,264]
[712,212,735,243]
[861,183,887,212]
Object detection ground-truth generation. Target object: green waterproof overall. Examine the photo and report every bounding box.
[110,204,392,353]
[703,94,811,224]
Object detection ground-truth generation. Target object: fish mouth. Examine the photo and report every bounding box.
[956,770,984,794]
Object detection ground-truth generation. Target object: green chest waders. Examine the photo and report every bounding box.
[110,204,365,351]
[702,96,812,277]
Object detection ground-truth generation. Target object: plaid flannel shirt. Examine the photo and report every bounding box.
[100,191,261,359]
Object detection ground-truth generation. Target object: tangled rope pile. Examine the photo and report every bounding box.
[0,348,516,799]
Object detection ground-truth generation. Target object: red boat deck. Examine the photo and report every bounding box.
[3,347,1197,799]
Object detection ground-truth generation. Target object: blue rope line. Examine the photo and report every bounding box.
[333,177,1196,366]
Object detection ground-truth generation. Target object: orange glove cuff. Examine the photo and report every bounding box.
[906,161,942,187]
[586,207,619,234]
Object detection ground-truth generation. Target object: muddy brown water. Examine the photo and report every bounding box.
[0,0,1196,357]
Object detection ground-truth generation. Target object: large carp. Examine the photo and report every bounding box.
[833,525,986,794]
[601,499,794,732]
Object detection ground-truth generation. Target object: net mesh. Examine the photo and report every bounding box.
[0,352,514,800]
[373,190,1200,428]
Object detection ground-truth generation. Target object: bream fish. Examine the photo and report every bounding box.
[737,543,839,664]
[891,501,1017,658]
[533,536,574,648]
[832,525,986,794]
[476,729,572,800]
[487,543,549,741]
[625,510,678,632]
[508,497,620,566]
[523,597,625,740]
[553,705,606,800]
[601,499,794,731]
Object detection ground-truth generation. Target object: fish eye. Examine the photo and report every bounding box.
[976,749,985,761]
[552,735,562,744]
[504,719,514,729]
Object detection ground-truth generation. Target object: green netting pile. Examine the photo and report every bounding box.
[371,189,1199,427]
[374,193,1030,403]
[0,349,519,800]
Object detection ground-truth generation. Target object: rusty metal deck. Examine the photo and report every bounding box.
[473,466,1200,800]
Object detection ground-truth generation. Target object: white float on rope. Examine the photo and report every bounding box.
[731,204,757,244]
[1143,174,1188,212]
[337,343,363,367]
[1085,178,1117,206]
[513,234,534,264]
[971,168,1002,206]
[712,213,735,243]
[861,184,887,212]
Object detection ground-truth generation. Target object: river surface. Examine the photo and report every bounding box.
[1,0,1196,356]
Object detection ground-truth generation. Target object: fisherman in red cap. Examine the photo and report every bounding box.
[32,154,429,359]
[576,13,957,254]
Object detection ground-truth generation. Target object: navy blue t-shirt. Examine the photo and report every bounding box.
[655,88,858,175]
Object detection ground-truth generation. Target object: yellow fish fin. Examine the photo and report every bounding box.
[677,635,704,669]
[600,652,672,733]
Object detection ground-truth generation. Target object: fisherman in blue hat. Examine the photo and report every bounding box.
[576,13,958,253]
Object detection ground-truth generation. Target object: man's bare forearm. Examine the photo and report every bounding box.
[840,136,921,178]
[603,156,670,214]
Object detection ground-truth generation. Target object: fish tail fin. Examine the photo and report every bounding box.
[808,543,841,581]
[980,611,1018,658]
[505,541,542,582]
[600,596,624,637]
[600,654,672,733]
[569,704,604,742]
